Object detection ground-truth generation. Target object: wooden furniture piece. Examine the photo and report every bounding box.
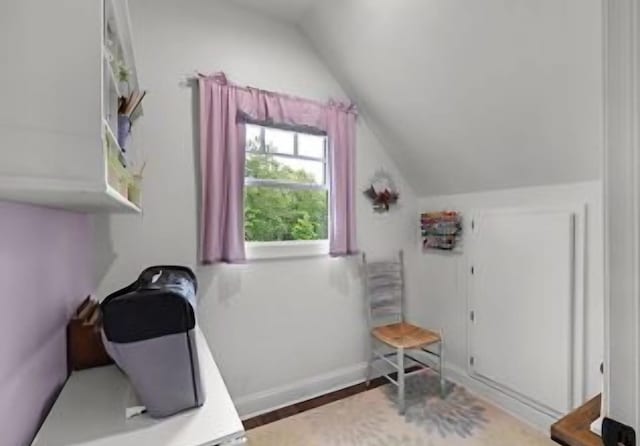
[363,251,444,415]
[372,322,442,350]
[0,0,143,213]
[31,329,246,446]
[67,297,113,371]
[551,394,603,446]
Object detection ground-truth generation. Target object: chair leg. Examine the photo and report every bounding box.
[397,347,405,415]
[366,338,375,387]
[439,339,445,398]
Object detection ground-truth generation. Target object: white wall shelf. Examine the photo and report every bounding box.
[0,177,140,213]
[105,60,123,98]
[0,0,144,214]
[103,119,124,155]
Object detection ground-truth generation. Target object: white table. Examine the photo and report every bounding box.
[32,329,245,446]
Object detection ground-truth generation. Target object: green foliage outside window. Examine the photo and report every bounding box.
[244,138,328,242]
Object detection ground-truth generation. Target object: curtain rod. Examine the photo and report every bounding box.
[179,71,358,114]
[179,71,202,85]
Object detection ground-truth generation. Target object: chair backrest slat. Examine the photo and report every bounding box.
[362,251,404,328]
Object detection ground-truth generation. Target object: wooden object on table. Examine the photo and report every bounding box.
[76,296,94,320]
[551,394,603,446]
[83,305,101,327]
[32,329,245,446]
[67,297,112,372]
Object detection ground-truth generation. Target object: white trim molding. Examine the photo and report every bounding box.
[232,360,554,433]
[444,364,556,434]
[246,239,330,260]
[233,362,368,419]
[603,0,640,432]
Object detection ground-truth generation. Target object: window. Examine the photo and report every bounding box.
[244,124,329,257]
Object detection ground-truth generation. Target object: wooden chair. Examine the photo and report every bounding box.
[363,251,444,414]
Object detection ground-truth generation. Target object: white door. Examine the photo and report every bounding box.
[469,208,575,416]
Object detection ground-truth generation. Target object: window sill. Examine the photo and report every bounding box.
[246,240,329,260]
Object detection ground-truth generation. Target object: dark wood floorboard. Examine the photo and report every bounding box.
[243,367,421,430]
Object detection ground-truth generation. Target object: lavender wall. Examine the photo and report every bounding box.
[0,202,93,446]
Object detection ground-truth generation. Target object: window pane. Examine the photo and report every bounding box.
[245,187,328,242]
[246,153,325,185]
[246,124,262,152]
[264,127,294,155]
[298,133,326,159]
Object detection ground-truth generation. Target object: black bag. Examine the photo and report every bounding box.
[101,266,206,418]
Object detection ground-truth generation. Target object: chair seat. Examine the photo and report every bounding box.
[372,322,441,349]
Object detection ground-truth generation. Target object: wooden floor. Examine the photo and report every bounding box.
[243,367,419,430]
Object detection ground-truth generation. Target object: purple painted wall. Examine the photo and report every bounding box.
[0,202,93,446]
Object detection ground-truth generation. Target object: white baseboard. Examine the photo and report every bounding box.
[443,363,557,433]
[233,360,557,434]
[234,362,369,419]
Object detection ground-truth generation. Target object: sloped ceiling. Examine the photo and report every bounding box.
[228,0,604,196]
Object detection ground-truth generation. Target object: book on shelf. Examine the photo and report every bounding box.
[118,90,146,117]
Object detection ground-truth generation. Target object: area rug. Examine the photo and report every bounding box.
[246,372,556,446]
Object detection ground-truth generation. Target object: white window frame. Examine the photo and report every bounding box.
[244,124,330,260]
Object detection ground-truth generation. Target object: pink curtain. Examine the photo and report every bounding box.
[327,102,358,256]
[198,73,358,263]
[199,74,246,263]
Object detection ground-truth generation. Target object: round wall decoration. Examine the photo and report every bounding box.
[363,169,400,213]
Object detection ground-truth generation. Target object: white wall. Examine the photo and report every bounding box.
[603,0,640,431]
[94,0,418,417]
[411,181,604,425]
